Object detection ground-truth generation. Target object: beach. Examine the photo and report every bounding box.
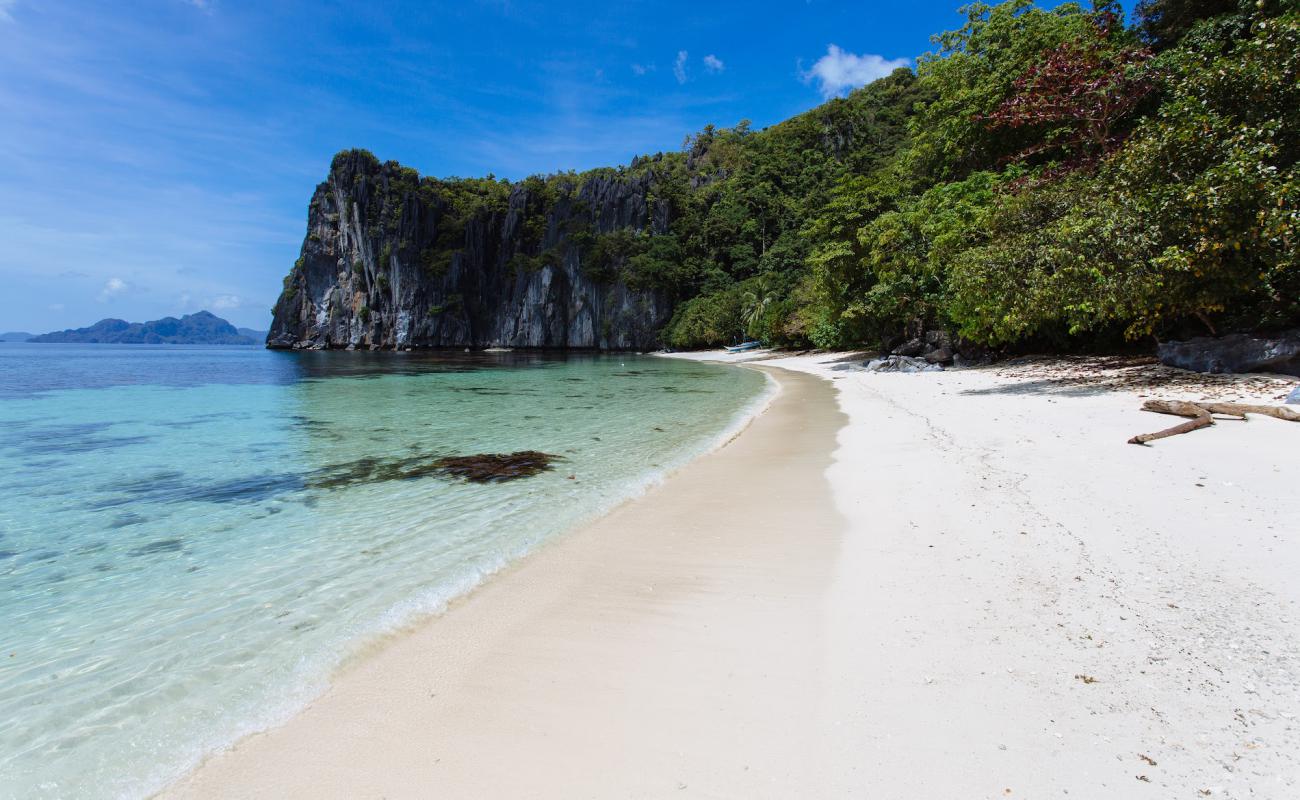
[162,353,1300,799]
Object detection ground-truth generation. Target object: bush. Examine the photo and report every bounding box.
[664,287,746,347]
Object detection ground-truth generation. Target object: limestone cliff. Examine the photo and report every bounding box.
[268,150,674,350]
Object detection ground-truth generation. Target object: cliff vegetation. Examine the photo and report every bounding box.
[271,0,1298,352]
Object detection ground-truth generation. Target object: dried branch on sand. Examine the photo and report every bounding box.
[1128,400,1300,445]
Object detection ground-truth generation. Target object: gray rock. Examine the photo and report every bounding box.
[1287,385,1300,405]
[923,329,953,350]
[268,150,673,351]
[923,346,954,365]
[1157,330,1300,377]
[894,329,958,364]
[865,355,943,373]
[892,338,926,358]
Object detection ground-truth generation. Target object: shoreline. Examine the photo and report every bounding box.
[161,366,846,798]
[160,351,1300,798]
[2,351,778,800]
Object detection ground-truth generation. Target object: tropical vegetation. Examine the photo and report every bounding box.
[341,0,1299,352]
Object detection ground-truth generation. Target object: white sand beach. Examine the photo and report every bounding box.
[162,352,1300,799]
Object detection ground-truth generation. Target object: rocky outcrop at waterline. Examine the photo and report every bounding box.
[268,150,675,351]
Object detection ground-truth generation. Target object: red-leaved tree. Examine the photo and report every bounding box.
[985,12,1155,177]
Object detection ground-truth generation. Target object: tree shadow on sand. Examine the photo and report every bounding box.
[957,356,1296,400]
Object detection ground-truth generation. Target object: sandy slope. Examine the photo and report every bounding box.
[162,352,1300,799]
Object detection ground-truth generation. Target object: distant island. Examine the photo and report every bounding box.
[27,311,265,345]
[1,331,34,342]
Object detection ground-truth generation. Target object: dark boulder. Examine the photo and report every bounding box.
[923,346,954,365]
[953,344,993,368]
[892,330,956,364]
[892,338,926,358]
[923,329,953,350]
[1156,330,1300,377]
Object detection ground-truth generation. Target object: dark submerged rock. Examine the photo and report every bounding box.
[128,539,184,557]
[431,451,561,483]
[1156,330,1300,377]
[307,450,562,488]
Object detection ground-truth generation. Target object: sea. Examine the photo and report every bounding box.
[0,343,770,799]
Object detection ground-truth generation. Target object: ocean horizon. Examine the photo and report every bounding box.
[0,343,769,798]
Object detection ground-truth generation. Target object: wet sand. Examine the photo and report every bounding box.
[162,368,847,798]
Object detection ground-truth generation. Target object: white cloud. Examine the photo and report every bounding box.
[48,303,64,311]
[703,54,724,74]
[803,45,908,99]
[673,50,688,84]
[0,0,16,23]
[210,294,241,310]
[97,277,127,302]
[631,63,651,76]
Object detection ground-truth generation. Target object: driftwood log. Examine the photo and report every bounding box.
[1128,399,1300,445]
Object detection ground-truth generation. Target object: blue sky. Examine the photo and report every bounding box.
[0,0,984,333]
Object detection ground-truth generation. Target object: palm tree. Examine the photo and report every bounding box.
[741,273,778,341]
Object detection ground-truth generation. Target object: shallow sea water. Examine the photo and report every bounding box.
[0,344,768,798]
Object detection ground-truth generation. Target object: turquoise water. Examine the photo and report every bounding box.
[0,344,768,799]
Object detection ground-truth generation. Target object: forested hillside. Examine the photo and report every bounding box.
[273,0,1296,352]
[662,0,1298,350]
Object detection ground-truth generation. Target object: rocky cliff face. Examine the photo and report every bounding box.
[268,150,674,350]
